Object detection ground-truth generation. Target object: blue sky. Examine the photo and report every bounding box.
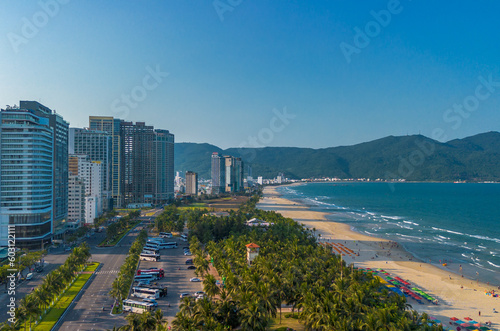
[1,1,499,149]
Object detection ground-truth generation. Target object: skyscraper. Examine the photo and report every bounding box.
[225,156,244,193]
[211,153,244,194]
[68,155,103,224]
[69,127,112,209]
[211,153,225,194]
[0,106,53,249]
[121,121,174,206]
[185,171,198,195]
[89,116,122,207]
[19,101,69,237]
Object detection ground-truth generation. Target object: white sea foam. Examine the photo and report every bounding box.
[487,261,500,268]
[381,215,404,220]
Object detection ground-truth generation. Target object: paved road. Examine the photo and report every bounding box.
[0,246,71,323]
[55,227,142,331]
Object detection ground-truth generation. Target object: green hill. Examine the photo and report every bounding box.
[174,131,500,181]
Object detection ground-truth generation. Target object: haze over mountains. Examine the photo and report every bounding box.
[175,131,500,182]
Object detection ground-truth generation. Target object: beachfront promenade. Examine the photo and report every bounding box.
[258,186,500,329]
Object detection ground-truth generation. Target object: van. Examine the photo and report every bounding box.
[180,234,188,242]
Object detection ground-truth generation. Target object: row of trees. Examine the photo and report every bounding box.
[104,210,142,244]
[0,243,91,331]
[153,205,185,233]
[109,230,147,312]
[170,195,442,330]
[111,309,169,331]
[1,250,46,288]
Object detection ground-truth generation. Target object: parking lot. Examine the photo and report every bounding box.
[134,236,202,322]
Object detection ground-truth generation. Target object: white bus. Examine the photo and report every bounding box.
[123,299,155,313]
[144,243,160,251]
[163,242,177,249]
[134,274,156,282]
[141,247,160,255]
[159,232,172,238]
[140,253,160,262]
[132,287,161,299]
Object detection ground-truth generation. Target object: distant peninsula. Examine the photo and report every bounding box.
[175,131,500,182]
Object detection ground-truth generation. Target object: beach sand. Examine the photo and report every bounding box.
[258,185,500,329]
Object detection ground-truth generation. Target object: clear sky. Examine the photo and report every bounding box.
[1,1,499,149]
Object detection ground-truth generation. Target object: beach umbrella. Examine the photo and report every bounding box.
[450,317,459,321]
[464,317,472,321]
[460,323,471,327]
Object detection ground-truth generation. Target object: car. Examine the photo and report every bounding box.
[184,251,192,256]
[190,277,201,282]
[182,247,190,250]
[142,298,158,307]
[179,293,191,298]
[185,259,193,265]
[65,247,72,252]
[194,291,205,297]
[26,273,33,280]
[187,266,196,270]
[35,266,44,273]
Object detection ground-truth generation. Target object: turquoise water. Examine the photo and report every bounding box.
[277,182,500,285]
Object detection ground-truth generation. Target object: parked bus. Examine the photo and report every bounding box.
[144,243,160,251]
[139,253,160,262]
[137,268,164,277]
[134,274,157,282]
[142,248,159,254]
[123,299,155,313]
[132,287,161,299]
[163,242,177,248]
[145,285,168,297]
[159,232,173,238]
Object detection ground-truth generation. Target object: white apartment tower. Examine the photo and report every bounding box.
[68,155,103,224]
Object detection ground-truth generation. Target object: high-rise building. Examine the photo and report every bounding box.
[154,129,175,203]
[67,175,85,224]
[68,155,103,224]
[211,153,225,194]
[211,153,244,194]
[225,156,244,193]
[69,127,112,209]
[120,121,174,206]
[89,116,122,207]
[20,101,69,236]
[0,106,53,249]
[185,171,198,195]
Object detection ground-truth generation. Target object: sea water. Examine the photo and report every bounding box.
[277,182,500,286]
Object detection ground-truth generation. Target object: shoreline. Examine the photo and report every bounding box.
[258,185,500,328]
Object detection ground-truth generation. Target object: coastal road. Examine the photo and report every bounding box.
[0,246,71,323]
[54,227,141,331]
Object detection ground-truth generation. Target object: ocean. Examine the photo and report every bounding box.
[277,182,500,286]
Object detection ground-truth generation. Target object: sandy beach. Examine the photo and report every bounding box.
[258,185,500,330]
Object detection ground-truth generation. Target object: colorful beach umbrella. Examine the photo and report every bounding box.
[464,317,472,321]
[450,317,459,321]
[460,323,471,327]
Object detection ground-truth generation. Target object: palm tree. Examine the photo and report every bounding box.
[32,286,51,314]
[202,274,220,298]
[239,300,268,331]
[18,295,41,331]
[138,311,156,330]
[122,313,141,331]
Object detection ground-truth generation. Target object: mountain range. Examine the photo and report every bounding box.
[174,131,500,182]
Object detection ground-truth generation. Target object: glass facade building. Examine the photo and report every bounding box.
[0,107,54,249]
